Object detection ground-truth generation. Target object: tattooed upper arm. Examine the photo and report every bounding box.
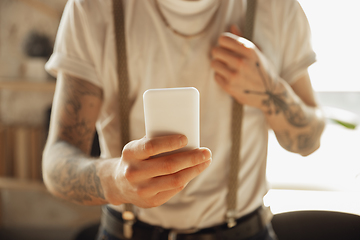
[49,72,103,155]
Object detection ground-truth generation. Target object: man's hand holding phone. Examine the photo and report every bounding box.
[103,87,211,208]
[111,135,211,208]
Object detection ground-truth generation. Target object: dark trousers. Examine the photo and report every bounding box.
[97,224,277,240]
[96,207,278,240]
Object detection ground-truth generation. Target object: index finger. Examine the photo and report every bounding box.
[218,32,255,58]
[122,135,188,160]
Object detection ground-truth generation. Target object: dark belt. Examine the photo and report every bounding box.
[101,206,270,240]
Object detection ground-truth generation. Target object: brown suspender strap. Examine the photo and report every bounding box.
[113,0,130,161]
[113,0,132,212]
[226,0,257,228]
[113,0,257,235]
[244,0,257,41]
[113,0,135,238]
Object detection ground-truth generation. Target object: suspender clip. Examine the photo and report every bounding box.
[226,210,237,228]
[122,211,136,239]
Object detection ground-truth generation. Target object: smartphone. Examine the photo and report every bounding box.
[143,87,200,155]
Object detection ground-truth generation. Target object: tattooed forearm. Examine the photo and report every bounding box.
[297,121,324,151]
[244,62,312,127]
[48,142,106,204]
[276,131,294,152]
[244,61,325,155]
[43,73,106,204]
[52,159,105,203]
[276,120,325,154]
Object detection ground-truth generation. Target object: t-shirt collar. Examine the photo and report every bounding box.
[156,0,220,36]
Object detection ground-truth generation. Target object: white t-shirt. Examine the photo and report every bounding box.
[46,0,316,229]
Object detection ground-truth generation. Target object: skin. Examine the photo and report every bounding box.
[43,25,325,206]
[43,73,212,206]
[211,25,325,156]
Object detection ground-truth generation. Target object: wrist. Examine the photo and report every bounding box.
[96,158,125,206]
[256,76,288,114]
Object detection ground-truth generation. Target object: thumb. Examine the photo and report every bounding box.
[230,24,242,37]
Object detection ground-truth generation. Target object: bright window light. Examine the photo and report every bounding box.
[298,0,360,92]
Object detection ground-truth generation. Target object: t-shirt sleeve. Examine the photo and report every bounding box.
[279,1,316,85]
[45,0,102,88]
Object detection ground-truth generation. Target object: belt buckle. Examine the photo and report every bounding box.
[168,228,199,240]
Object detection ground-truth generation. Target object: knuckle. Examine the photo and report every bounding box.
[189,154,198,166]
[218,35,228,45]
[124,166,137,182]
[168,136,182,151]
[163,158,176,173]
[212,60,221,68]
[195,164,205,174]
[229,71,238,80]
[235,58,243,69]
[167,139,176,151]
[171,174,185,188]
[135,186,148,198]
[211,47,218,57]
[148,198,162,208]
[143,140,155,156]
[122,143,133,159]
[214,73,221,81]
[190,151,202,165]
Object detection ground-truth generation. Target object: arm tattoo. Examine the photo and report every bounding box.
[50,142,105,204]
[58,75,103,152]
[49,75,105,203]
[277,120,324,153]
[244,62,324,154]
[297,121,324,151]
[244,62,311,127]
[276,131,294,152]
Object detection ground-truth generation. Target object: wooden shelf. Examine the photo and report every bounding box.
[0,79,56,92]
[0,177,45,191]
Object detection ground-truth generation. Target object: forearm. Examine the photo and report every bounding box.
[210,33,325,156]
[43,140,117,205]
[263,79,325,156]
[43,135,212,208]
[42,72,119,205]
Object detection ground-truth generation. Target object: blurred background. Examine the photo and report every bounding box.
[0,0,101,239]
[0,0,359,239]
